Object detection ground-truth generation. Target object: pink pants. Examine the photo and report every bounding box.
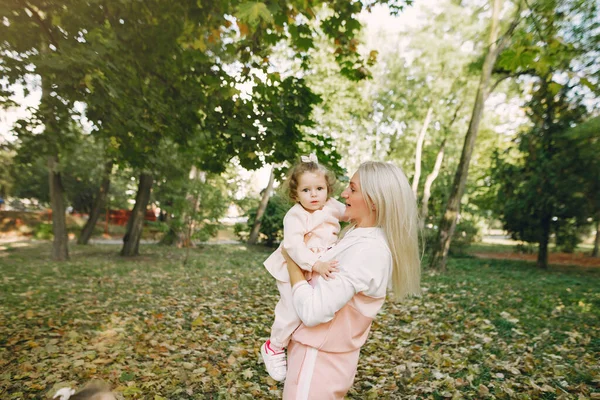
[282,340,360,399]
[270,274,319,349]
[269,280,301,349]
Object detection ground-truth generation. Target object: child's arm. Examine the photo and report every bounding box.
[282,208,320,272]
[328,197,349,222]
[312,259,340,280]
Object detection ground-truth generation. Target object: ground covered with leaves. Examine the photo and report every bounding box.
[0,243,598,399]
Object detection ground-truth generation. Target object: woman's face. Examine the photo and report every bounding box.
[341,172,376,227]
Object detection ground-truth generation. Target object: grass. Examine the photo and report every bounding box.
[0,242,599,399]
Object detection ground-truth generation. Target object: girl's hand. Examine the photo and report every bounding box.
[312,260,339,281]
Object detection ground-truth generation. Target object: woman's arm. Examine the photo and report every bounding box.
[283,243,391,327]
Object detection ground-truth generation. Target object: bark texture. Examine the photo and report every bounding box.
[121,173,153,257]
[78,160,113,245]
[248,166,276,245]
[48,155,69,261]
[412,107,433,197]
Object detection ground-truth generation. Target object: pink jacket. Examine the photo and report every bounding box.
[291,227,392,350]
[282,227,393,399]
[263,198,346,282]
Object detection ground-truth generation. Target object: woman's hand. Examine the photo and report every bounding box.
[282,248,307,286]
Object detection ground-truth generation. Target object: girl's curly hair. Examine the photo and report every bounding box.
[286,159,335,203]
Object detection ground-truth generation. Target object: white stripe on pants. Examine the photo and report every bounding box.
[296,347,318,400]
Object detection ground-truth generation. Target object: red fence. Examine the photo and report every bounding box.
[44,209,157,226]
[107,209,157,226]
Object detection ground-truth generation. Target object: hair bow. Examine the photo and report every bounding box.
[54,388,75,400]
[301,153,318,164]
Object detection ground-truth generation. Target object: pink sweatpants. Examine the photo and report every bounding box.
[282,340,360,399]
[269,280,301,349]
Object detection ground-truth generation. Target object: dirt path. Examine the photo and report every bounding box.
[472,251,600,268]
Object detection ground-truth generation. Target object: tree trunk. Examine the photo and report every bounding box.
[429,0,514,271]
[412,107,433,197]
[592,215,599,258]
[420,138,446,229]
[78,160,113,244]
[537,212,551,269]
[48,155,69,261]
[178,166,205,248]
[248,166,276,245]
[121,173,153,257]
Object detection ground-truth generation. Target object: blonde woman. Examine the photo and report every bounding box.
[281,161,421,399]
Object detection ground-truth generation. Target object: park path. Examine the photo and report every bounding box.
[0,236,240,247]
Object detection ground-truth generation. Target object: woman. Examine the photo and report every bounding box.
[281,161,421,399]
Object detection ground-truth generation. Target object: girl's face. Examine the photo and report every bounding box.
[296,171,328,213]
[341,172,376,227]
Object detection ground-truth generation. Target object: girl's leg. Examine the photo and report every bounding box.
[270,280,302,349]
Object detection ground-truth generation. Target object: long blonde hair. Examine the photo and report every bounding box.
[357,161,421,300]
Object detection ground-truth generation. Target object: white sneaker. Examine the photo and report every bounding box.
[260,340,287,382]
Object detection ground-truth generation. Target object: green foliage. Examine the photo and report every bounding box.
[154,170,231,245]
[33,222,54,240]
[492,84,596,254]
[239,193,291,246]
[449,216,483,256]
[10,134,107,212]
[235,2,274,26]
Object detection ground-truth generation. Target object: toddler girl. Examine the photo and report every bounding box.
[260,153,346,382]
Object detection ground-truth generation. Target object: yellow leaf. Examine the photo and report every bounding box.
[191,37,206,51]
[191,316,203,326]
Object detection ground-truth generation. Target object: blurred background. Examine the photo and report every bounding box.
[1,0,598,268]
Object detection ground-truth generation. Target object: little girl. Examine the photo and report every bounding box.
[260,153,346,382]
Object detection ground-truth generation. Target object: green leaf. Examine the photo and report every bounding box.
[235,2,273,27]
[579,77,597,92]
[119,371,135,382]
[548,82,562,96]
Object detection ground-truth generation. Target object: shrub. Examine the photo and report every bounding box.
[450,216,482,256]
[33,223,53,240]
[238,193,291,246]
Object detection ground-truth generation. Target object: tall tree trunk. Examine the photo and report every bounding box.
[429,0,518,271]
[248,166,276,245]
[592,214,599,258]
[412,107,433,197]
[420,138,446,229]
[78,160,113,245]
[48,155,69,261]
[121,173,153,257]
[537,212,552,269]
[421,102,462,229]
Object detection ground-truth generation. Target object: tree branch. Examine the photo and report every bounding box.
[492,1,524,60]
[20,1,59,49]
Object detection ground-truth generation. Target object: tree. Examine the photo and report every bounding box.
[248,166,276,245]
[77,160,113,245]
[1,0,109,260]
[486,0,600,268]
[429,0,521,271]
[2,0,413,258]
